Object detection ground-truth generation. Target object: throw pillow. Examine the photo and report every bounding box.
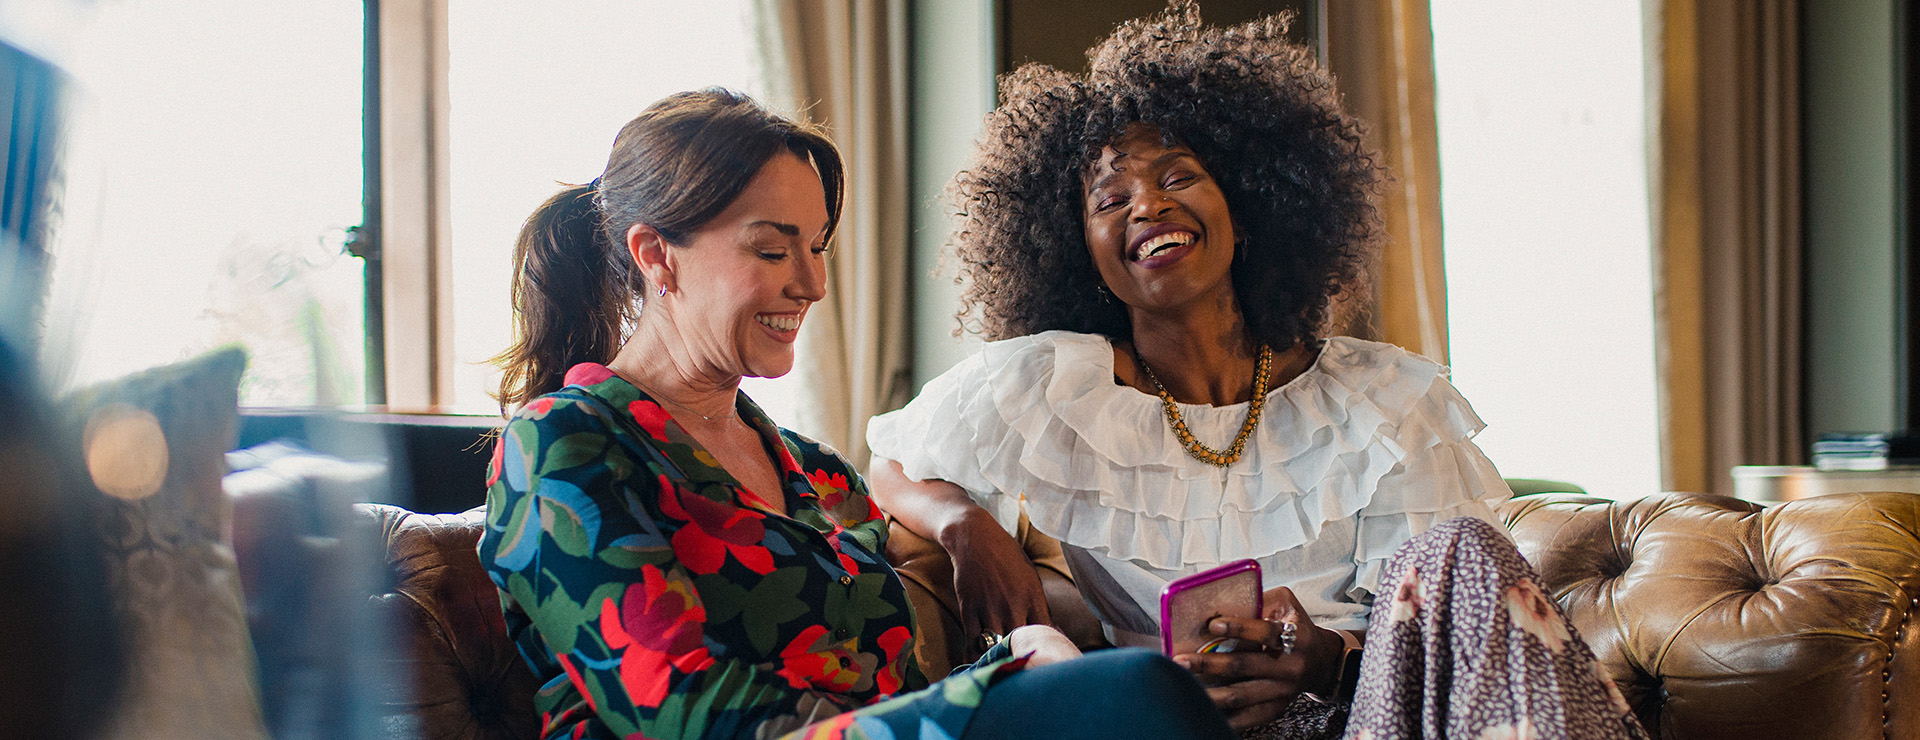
[67,347,270,740]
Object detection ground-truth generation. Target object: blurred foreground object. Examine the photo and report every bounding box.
[0,338,124,739]
[0,39,66,356]
[0,35,125,740]
[227,439,406,740]
[65,347,270,739]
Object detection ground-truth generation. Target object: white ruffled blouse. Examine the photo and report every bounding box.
[866,331,1511,639]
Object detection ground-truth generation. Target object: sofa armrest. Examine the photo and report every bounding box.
[360,505,540,740]
[1500,491,1920,740]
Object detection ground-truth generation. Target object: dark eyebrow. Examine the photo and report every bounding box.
[745,220,801,236]
[1086,150,1201,199]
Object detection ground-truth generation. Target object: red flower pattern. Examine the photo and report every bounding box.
[600,564,715,709]
[484,363,978,740]
[807,469,850,507]
[801,469,871,574]
[776,625,863,693]
[628,400,673,442]
[565,363,616,387]
[655,476,776,575]
[487,436,506,487]
[873,626,913,695]
[555,654,598,714]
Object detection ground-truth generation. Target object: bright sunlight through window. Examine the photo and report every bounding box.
[448,0,769,414]
[43,1,366,406]
[1430,0,1662,499]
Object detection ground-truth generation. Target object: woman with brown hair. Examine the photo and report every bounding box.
[868,4,1648,739]
[479,87,1235,740]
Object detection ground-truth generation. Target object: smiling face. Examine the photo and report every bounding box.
[1082,124,1239,315]
[660,151,830,379]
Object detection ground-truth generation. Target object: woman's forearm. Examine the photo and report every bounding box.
[866,456,993,547]
[868,456,1054,632]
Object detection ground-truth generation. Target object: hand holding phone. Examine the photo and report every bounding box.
[1159,559,1263,656]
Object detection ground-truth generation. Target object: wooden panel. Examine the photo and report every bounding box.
[378,0,454,410]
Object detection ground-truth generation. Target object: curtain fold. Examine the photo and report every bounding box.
[1653,0,1802,494]
[1323,0,1449,364]
[757,0,912,467]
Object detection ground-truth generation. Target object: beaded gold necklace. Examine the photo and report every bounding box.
[1135,345,1272,467]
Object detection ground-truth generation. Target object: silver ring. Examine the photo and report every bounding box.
[1278,621,1297,655]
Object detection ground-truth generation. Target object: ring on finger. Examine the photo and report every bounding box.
[1276,620,1297,655]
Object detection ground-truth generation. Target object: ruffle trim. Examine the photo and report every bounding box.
[868,332,1501,569]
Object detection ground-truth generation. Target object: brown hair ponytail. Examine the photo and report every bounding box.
[491,88,844,410]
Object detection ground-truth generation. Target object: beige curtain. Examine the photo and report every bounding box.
[1323,0,1449,364]
[757,0,912,467]
[1653,0,1802,494]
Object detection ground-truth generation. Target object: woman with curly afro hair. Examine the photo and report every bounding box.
[868,4,1648,739]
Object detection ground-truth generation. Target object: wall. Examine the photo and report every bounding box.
[907,0,995,390]
[1803,0,1904,435]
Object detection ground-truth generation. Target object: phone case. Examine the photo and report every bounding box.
[1159,559,1263,655]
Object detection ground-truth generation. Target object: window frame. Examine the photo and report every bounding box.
[370,0,456,410]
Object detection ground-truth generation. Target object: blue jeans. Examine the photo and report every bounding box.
[961,648,1235,740]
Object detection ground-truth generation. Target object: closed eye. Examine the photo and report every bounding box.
[1093,194,1126,213]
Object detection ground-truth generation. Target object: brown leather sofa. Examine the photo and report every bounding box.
[297,491,1920,740]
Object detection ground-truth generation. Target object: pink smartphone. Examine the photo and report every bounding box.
[1159,559,1263,656]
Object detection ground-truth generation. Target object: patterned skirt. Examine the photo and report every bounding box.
[1246,517,1649,740]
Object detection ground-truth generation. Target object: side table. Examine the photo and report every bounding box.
[1731,465,1920,503]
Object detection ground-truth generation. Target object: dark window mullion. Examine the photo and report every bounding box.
[362,0,386,405]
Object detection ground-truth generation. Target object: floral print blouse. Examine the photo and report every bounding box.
[480,363,1022,740]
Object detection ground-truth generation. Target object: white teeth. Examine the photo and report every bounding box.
[756,314,800,332]
[1132,231,1194,261]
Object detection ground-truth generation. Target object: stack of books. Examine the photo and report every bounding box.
[1813,432,1920,471]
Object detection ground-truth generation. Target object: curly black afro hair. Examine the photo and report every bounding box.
[949,0,1383,349]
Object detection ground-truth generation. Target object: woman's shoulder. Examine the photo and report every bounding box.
[507,387,625,434]
[870,330,1114,434]
[504,390,609,436]
[1295,336,1465,418]
[924,330,1112,385]
[1314,336,1447,377]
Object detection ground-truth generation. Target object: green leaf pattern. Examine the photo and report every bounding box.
[477,364,1024,740]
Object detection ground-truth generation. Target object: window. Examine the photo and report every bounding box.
[34,0,367,406]
[1430,0,1662,498]
[24,1,776,413]
[447,0,767,413]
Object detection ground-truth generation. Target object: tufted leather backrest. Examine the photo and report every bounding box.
[1501,491,1920,740]
[360,505,540,740]
[240,492,1920,740]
